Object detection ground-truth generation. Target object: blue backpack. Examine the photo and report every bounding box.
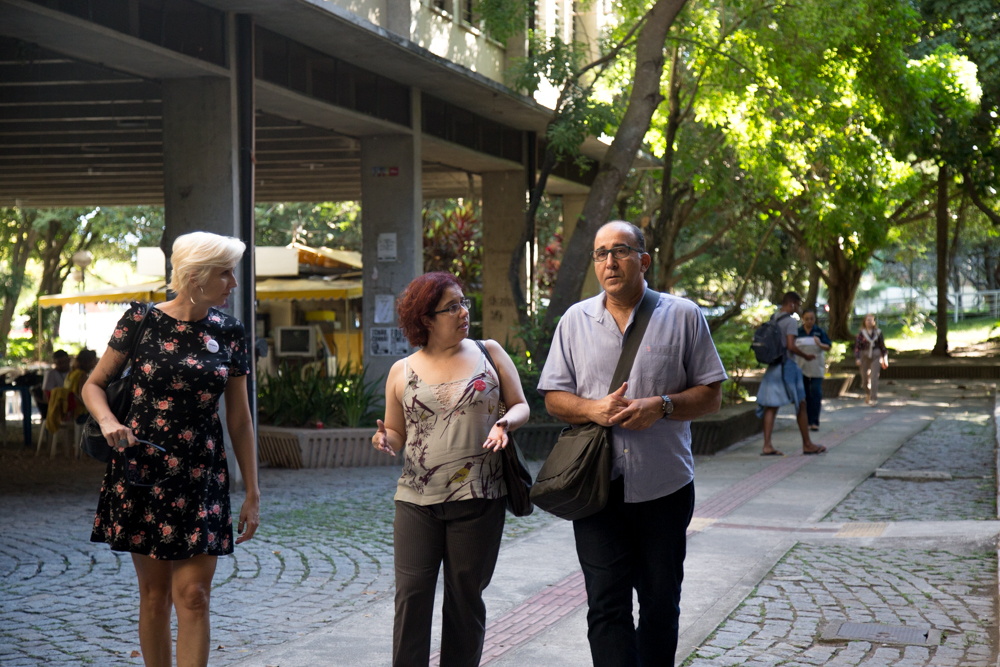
[751,313,791,366]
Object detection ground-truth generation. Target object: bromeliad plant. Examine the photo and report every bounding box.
[257,361,384,429]
[329,363,384,428]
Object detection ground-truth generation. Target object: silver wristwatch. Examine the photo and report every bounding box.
[661,395,674,418]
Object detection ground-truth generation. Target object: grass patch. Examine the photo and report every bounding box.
[881,316,999,353]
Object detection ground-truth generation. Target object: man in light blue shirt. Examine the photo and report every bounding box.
[538,221,727,667]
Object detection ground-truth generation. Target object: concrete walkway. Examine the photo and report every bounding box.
[232,381,999,667]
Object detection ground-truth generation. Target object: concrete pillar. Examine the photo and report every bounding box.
[360,90,422,388]
[563,194,601,300]
[481,171,526,347]
[161,77,240,262]
[385,0,413,37]
[160,74,246,487]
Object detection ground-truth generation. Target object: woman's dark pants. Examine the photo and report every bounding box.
[573,478,695,667]
[804,376,824,426]
[392,497,505,667]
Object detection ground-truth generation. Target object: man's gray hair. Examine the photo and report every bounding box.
[598,220,645,252]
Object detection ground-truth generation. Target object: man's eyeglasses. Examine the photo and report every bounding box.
[433,298,472,316]
[591,245,643,263]
[121,437,168,488]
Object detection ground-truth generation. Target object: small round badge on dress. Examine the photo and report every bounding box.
[205,338,220,353]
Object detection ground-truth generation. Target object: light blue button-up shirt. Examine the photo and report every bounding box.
[537,289,728,503]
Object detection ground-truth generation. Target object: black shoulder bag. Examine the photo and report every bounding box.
[529,288,659,521]
[475,340,534,517]
[81,304,153,462]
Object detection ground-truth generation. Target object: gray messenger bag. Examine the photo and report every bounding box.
[530,288,659,521]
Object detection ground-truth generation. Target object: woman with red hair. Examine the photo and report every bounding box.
[372,271,529,667]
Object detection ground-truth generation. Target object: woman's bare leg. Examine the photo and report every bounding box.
[172,554,218,667]
[131,554,174,667]
[762,407,782,454]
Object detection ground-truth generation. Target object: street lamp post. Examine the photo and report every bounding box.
[72,250,93,348]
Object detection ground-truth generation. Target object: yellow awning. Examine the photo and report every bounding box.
[291,243,363,271]
[256,279,362,301]
[36,278,362,307]
[38,282,167,307]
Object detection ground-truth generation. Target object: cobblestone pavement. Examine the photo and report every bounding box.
[826,399,996,523]
[687,544,997,667]
[0,445,555,666]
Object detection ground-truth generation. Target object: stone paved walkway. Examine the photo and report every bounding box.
[0,448,553,666]
[687,544,997,667]
[683,385,998,667]
[2,382,996,667]
[827,399,996,522]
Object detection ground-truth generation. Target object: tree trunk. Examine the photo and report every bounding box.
[543,0,689,331]
[654,46,683,289]
[825,244,865,341]
[34,215,82,355]
[804,251,823,314]
[932,166,949,357]
[963,172,1000,227]
[508,144,558,330]
[0,210,39,358]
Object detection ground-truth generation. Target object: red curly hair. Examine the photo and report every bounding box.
[397,272,465,347]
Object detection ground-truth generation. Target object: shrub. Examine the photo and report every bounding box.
[257,362,383,429]
[714,342,759,405]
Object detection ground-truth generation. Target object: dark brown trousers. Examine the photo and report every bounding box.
[392,497,505,667]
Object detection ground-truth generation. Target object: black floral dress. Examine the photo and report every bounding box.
[91,302,249,560]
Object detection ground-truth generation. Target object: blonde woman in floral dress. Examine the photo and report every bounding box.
[83,232,260,667]
[372,271,530,667]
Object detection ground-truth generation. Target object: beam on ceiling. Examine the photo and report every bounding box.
[0,0,229,80]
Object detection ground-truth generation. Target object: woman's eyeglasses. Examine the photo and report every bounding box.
[120,437,168,488]
[433,298,472,316]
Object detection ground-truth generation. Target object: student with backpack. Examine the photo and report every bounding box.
[752,292,827,456]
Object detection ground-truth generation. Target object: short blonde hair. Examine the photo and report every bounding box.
[168,232,246,294]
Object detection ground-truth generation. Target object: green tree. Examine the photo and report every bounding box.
[480,0,691,334]
[0,208,39,359]
[254,201,362,250]
[28,206,163,354]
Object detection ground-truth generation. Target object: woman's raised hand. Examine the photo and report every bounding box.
[482,419,509,452]
[372,419,395,456]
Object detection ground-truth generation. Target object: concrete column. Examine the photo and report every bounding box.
[562,194,601,300]
[360,90,422,388]
[385,0,414,37]
[160,73,246,488]
[161,77,240,262]
[481,171,526,347]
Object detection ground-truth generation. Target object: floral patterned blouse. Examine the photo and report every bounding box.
[91,302,249,560]
[395,351,506,505]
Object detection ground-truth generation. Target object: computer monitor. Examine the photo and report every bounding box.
[275,326,317,357]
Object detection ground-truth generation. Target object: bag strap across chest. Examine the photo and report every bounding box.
[118,304,153,380]
[608,288,659,394]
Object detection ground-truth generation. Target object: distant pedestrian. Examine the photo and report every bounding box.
[538,221,728,667]
[796,310,832,430]
[67,348,97,423]
[372,271,530,667]
[82,231,260,667]
[756,292,827,456]
[855,313,888,406]
[38,349,71,418]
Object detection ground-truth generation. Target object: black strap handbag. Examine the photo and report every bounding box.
[475,340,534,517]
[529,288,659,521]
[81,304,153,462]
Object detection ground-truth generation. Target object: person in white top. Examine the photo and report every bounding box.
[854,313,889,406]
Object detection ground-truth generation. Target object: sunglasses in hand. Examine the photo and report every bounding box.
[119,437,168,488]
